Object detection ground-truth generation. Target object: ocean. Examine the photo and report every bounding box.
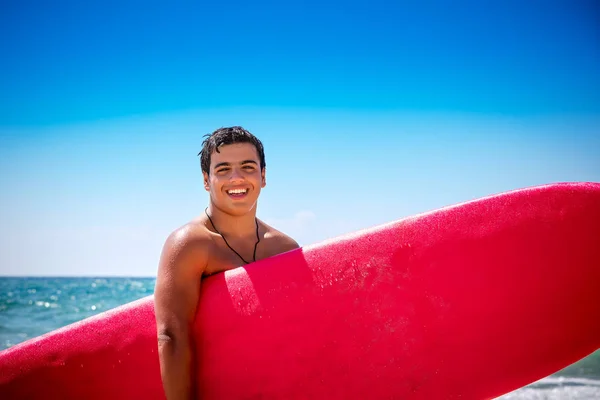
[1,277,598,399]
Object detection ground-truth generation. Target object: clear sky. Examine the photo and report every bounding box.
[1,1,598,276]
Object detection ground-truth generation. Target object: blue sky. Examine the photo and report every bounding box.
[1,1,599,276]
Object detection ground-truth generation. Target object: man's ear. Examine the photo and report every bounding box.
[203,172,210,191]
[261,168,267,188]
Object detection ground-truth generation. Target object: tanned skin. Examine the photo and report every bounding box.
[154,142,299,400]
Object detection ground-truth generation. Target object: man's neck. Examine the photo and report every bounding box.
[206,204,258,238]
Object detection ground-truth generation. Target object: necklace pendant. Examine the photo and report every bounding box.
[205,208,260,265]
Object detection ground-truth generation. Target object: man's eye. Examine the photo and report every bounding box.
[217,168,229,173]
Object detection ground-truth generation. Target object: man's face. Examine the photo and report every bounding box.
[203,142,266,215]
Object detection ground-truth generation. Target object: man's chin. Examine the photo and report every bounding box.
[217,202,257,216]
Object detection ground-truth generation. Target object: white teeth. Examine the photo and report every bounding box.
[228,189,247,194]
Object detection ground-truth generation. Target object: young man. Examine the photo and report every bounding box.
[153,126,299,400]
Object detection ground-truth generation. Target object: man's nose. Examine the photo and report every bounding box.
[230,167,244,180]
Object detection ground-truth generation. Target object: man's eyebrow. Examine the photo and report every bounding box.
[213,160,258,169]
[214,162,231,169]
[240,160,258,165]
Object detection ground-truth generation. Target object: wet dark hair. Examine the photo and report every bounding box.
[198,126,266,175]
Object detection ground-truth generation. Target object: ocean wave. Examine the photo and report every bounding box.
[499,377,600,400]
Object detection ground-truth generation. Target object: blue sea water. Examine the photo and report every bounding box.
[0,277,155,349]
[1,277,598,399]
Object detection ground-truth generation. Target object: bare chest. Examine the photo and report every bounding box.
[203,237,281,277]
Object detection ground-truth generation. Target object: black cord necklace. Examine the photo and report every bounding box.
[205,208,260,265]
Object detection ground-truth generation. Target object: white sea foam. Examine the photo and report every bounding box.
[498,377,600,399]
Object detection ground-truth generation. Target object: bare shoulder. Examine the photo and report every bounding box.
[260,219,301,254]
[158,219,212,277]
[154,219,211,340]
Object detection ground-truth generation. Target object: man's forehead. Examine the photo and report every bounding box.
[211,143,259,163]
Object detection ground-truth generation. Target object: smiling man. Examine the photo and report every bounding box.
[153,126,300,400]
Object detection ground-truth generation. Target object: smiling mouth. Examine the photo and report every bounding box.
[227,188,249,197]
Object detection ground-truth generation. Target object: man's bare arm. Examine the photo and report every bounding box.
[154,228,207,400]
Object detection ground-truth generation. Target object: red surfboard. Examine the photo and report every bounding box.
[1,182,599,399]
